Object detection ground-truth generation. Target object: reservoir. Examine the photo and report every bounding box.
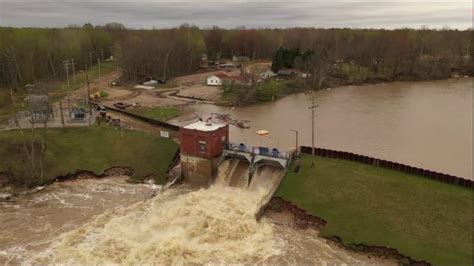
[172,78,473,180]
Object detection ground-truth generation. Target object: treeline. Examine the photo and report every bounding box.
[0,25,472,89]
[117,25,205,81]
[0,26,113,89]
[205,27,473,82]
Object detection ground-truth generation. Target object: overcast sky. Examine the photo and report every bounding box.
[0,0,472,29]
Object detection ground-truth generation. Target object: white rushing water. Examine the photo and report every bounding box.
[29,185,282,264]
[1,177,393,265]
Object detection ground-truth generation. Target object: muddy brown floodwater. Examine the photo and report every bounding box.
[171,78,473,179]
[0,177,153,264]
[0,178,393,265]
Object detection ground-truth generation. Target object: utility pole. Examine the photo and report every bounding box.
[308,93,319,167]
[290,129,299,156]
[70,58,76,83]
[48,54,56,78]
[85,65,92,123]
[63,60,71,88]
[85,65,90,104]
[59,101,65,128]
[89,51,93,69]
[163,51,170,81]
[98,57,101,82]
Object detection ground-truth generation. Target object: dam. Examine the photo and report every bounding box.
[179,120,291,209]
[0,121,390,264]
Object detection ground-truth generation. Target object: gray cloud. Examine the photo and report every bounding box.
[0,1,471,29]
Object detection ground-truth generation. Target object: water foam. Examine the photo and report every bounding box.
[31,186,282,264]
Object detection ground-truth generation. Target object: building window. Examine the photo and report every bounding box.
[221,135,226,148]
[198,140,207,153]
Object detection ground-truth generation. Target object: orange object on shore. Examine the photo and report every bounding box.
[255,130,270,136]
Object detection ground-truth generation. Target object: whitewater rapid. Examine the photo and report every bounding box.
[30,186,282,264]
[1,177,394,265]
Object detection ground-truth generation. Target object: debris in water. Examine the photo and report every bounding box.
[210,112,250,129]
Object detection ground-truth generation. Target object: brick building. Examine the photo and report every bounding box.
[179,121,229,186]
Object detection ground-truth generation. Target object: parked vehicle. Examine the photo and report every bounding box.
[96,105,107,117]
[113,102,131,109]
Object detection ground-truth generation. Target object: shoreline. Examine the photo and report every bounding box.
[267,197,430,265]
[216,75,473,107]
[0,166,137,199]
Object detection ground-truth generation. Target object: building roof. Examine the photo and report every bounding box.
[183,121,227,131]
[210,72,244,81]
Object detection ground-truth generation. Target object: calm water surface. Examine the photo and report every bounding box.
[172,78,472,179]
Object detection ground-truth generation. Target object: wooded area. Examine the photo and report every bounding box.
[0,25,472,91]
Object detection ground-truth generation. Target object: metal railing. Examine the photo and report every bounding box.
[225,142,290,159]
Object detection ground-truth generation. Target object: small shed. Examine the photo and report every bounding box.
[207,75,223,86]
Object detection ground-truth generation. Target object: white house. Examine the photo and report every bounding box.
[207,75,223,86]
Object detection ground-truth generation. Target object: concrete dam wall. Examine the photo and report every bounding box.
[215,158,250,188]
[214,149,290,210]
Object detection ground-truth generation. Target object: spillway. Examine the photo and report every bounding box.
[248,165,285,205]
[215,154,286,212]
[215,158,250,188]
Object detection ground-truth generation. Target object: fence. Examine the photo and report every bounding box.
[299,146,472,189]
[90,101,180,131]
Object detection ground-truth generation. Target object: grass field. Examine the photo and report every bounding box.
[0,126,178,187]
[219,79,306,106]
[277,155,473,265]
[129,106,180,121]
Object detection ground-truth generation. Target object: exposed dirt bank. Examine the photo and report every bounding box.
[0,167,137,198]
[268,197,431,265]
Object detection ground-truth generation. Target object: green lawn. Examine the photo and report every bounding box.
[129,106,180,121]
[0,126,178,187]
[277,155,473,265]
[255,80,286,102]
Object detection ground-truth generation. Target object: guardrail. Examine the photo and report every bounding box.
[299,146,472,189]
[90,101,180,131]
